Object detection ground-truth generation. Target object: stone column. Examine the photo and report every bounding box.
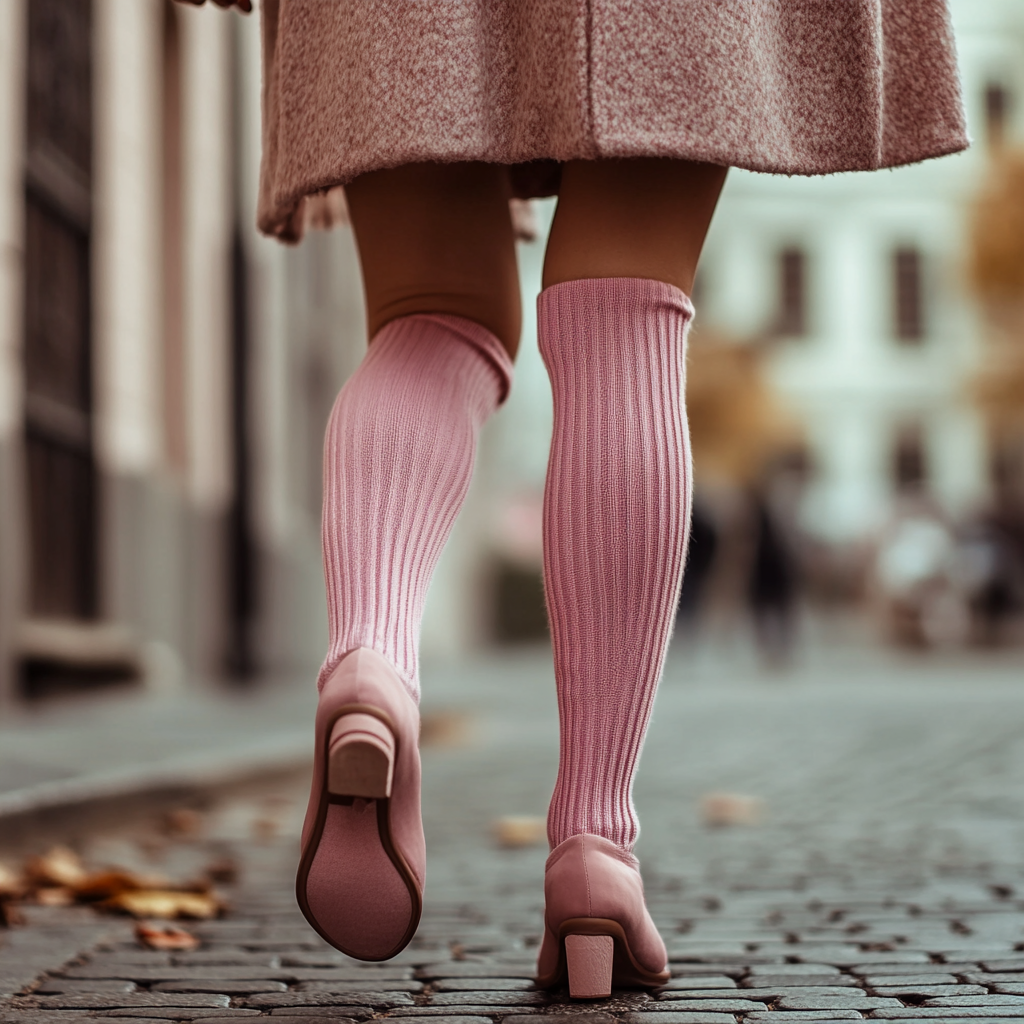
[179,3,235,678]
[92,0,167,681]
[93,0,164,481]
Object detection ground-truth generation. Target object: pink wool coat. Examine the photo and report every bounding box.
[257,0,969,242]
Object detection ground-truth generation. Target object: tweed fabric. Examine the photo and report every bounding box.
[319,314,513,701]
[540,278,692,852]
[258,0,968,241]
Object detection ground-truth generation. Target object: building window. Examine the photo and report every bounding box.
[893,247,924,343]
[893,424,927,492]
[24,0,97,620]
[985,83,1010,150]
[776,246,807,337]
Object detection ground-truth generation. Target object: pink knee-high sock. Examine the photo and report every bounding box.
[319,314,513,701]
[540,278,693,852]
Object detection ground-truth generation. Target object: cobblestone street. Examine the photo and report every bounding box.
[5,635,1024,1024]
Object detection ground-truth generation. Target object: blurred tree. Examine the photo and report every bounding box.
[969,149,1024,623]
[969,150,1024,433]
[686,332,799,485]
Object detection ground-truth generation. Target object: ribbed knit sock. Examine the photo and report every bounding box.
[540,278,693,852]
[319,314,513,701]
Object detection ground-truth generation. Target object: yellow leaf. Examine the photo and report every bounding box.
[493,815,546,848]
[700,792,764,827]
[24,846,87,889]
[102,889,225,920]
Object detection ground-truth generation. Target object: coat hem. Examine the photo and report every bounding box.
[257,133,971,243]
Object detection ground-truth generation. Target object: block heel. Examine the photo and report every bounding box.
[536,834,669,996]
[328,712,395,798]
[565,933,614,998]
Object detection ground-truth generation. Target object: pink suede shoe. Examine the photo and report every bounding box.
[536,834,669,998]
[296,647,424,960]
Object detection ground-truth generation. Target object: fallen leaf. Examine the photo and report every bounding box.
[135,920,200,951]
[700,792,764,827]
[73,870,151,902]
[420,711,474,748]
[25,846,88,889]
[102,889,225,920]
[34,886,75,907]
[493,815,546,848]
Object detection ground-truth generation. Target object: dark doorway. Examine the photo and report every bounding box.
[23,0,97,621]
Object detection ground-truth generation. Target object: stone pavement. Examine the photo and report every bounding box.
[0,680,313,821]
[4,631,1024,1024]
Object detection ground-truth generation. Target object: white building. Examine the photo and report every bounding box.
[699,0,1024,546]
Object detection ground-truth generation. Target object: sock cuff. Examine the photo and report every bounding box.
[396,313,515,406]
[537,277,694,389]
[538,277,694,335]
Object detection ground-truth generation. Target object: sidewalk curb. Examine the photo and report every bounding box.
[0,732,311,822]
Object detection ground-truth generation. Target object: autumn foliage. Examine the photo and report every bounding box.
[686,330,800,484]
[970,150,1024,425]
[971,152,1024,303]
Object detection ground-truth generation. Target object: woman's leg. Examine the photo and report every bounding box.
[539,158,727,851]
[319,163,520,700]
[543,157,726,292]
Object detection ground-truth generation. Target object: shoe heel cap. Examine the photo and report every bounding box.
[565,933,614,998]
[328,713,395,799]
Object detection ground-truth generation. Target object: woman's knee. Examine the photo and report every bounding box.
[347,163,522,357]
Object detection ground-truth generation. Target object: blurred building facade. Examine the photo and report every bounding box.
[696,0,1024,555]
[0,0,367,703]
[2,0,1021,706]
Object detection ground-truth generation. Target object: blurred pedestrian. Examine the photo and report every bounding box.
[956,513,1024,645]
[875,501,966,648]
[748,492,799,666]
[676,497,719,626]
[181,0,967,997]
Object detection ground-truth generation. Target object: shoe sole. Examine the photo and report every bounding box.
[538,917,670,997]
[296,703,422,960]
